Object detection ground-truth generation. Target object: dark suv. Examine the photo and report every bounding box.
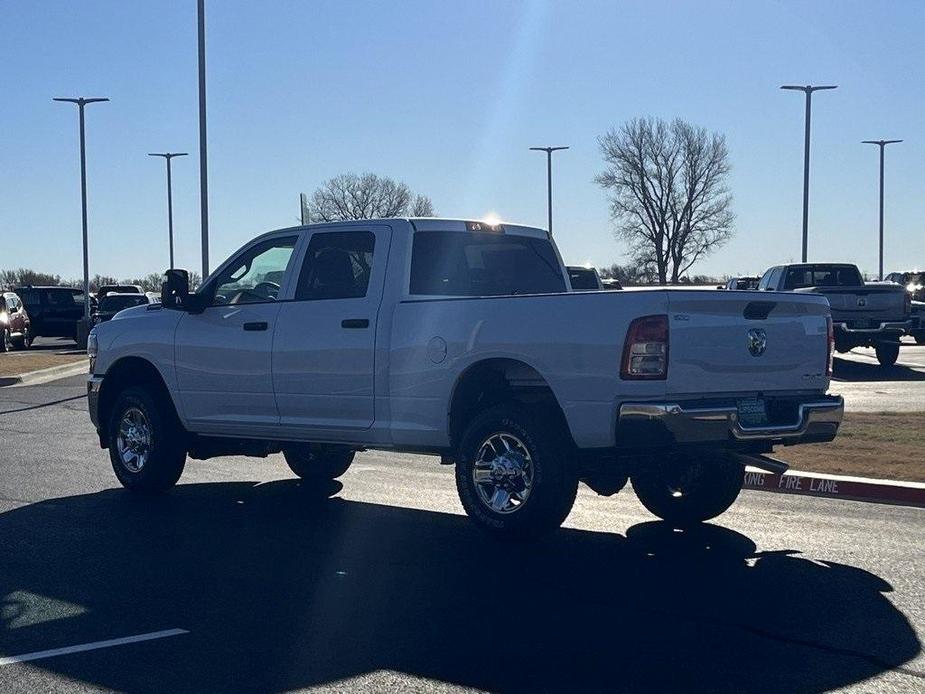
[2,292,33,351]
[14,286,86,342]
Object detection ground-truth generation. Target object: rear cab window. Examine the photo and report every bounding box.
[410,231,566,296]
[783,265,863,290]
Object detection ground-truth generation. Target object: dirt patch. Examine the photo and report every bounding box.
[777,413,925,482]
[0,352,87,380]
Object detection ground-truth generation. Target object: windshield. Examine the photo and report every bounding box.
[410,231,566,296]
[783,265,864,290]
[99,294,146,312]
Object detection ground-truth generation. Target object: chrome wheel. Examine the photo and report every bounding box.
[2,329,11,352]
[116,407,152,473]
[472,432,534,514]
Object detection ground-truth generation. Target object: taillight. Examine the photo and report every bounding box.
[621,315,668,380]
[826,315,835,377]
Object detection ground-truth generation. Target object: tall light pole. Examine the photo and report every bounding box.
[197,0,210,279]
[780,84,837,262]
[148,152,189,269]
[529,146,569,236]
[862,139,902,280]
[53,96,109,328]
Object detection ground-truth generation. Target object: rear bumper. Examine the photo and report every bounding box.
[617,394,843,448]
[833,320,912,335]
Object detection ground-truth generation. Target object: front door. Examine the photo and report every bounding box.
[273,226,390,434]
[175,234,299,433]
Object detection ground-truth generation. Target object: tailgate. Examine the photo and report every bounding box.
[802,286,907,322]
[665,291,829,397]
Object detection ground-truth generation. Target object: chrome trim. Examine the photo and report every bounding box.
[833,320,912,334]
[619,395,844,443]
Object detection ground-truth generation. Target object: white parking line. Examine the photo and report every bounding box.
[0,628,189,666]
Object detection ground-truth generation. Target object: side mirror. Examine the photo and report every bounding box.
[161,269,199,312]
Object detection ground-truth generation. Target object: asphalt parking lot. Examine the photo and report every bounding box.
[0,370,923,693]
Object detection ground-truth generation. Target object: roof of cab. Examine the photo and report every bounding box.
[268,218,548,240]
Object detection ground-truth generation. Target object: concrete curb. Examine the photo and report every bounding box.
[1,360,89,388]
[743,467,925,508]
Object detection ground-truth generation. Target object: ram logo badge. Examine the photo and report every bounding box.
[747,328,768,357]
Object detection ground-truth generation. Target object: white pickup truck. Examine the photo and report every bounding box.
[87,219,843,538]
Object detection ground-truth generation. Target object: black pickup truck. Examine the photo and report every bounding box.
[757,263,911,366]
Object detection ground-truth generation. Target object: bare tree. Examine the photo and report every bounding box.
[305,172,435,223]
[596,117,734,285]
[0,268,62,289]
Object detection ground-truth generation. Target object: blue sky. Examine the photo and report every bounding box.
[1,0,923,280]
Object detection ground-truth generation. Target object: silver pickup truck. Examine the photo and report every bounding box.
[758,263,912,366]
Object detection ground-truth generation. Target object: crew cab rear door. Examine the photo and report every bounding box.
[273,225,391,434]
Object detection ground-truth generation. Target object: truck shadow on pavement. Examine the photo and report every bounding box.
[0,480,921,693]
[832,356,925,382]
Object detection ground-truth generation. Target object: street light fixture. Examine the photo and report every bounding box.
[529,146,569,236]
[53,96,109,332]
[780,84,838,262]
[148,152,189,269]
[862,139,902,280]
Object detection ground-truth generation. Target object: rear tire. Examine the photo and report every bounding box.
[631,451,744,526]
[283,445,355,481]
[108,386,186,493]
[1,329,12,353]
[455,404,578,540]
[16,327,32,350]
[875,342,900,367]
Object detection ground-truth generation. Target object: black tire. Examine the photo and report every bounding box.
[455,404,578,540]
[108,386,186,493]
[631,451,744,526]
[16,327,32,350]
[1,328,12,353]
[283,445,355,481]
[913,332,925,346]
[875,342,900,367]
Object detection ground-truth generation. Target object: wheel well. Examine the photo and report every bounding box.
[98,357,178,442]
[448,358,573,450]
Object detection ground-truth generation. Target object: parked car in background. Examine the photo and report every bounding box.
[97,284,145,299]
[1,291,32,352]
[566,265,603,291]
[721,276,761,291]
[758,263,911,366]
[14,286,86,342]
[92,292,155,325]
[601,278,623,290]
[884,271,925,302]
[87,218,842,539]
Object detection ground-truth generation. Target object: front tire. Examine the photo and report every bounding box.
[631,451,744,526]
[108,386,186,493]
[875,342,900,367]
[1,328,12,353]
[455,404,578,540]
[283,445,355,481]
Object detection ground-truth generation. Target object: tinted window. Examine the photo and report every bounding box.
[296,231,375,300]
[783,265,863,290]
[47,289,84,306]
[567,267,600,290]
[100,294,147,312]
[16,290,40,305]
[212,237,297,305]
[410,231,566,296]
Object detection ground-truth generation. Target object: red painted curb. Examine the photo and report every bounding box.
[742,469,925,508]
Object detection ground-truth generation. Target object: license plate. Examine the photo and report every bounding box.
[851,319,873,329]
[737,398,769,427]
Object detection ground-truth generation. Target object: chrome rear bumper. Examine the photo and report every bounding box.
[618,395,843,446]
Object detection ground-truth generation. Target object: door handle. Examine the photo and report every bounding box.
[243,321,268,331]
[341,319,369,329]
